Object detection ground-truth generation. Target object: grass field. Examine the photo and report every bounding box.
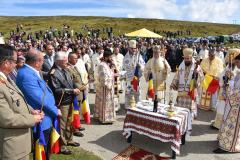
[30,147,102,160]
[0,16,240,38]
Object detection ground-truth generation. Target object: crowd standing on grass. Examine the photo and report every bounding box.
[0,23,240,159]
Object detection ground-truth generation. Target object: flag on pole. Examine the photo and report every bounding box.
[188,78,197,100]
[131,65,139,91]
[202,74,219,94]
[81,92,91,124]
[147,73,154,99]
[72,96,81,129]
[35,123,46,160]
[50,117,60,154]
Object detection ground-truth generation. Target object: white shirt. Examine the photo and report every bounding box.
[45,53,55,67]
[112,53,124,71]
[75,58,88,84]
[215,51,225,63]
[91,52,103,72]
[199,49,209,59]
[81,54,91,65]
[75,58,88,74]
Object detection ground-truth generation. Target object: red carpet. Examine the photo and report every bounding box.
[112,145,170,160]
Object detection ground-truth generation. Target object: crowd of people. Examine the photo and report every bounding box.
[0,24,240,160]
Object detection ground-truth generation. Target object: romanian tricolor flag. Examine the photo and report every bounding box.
[35,123,46,160]
[147,73,154,99]
[72,96,81,129]
[81,92,91,124]
[202,74,219,94]
[50,117,60,154]
[131,65,139,91]
[188,78,197,100]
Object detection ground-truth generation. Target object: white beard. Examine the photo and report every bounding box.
[152,57,164,72]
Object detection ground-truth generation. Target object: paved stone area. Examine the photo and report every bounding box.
[75,73,240,160]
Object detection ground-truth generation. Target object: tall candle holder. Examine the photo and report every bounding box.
[129,94,136,108]
[167,90,175,116]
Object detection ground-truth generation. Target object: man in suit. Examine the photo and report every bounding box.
[7,56,25,83]
[16,49,61,158]
[0,45,43,160]
[42,44,55,77]
[48,51,81,154]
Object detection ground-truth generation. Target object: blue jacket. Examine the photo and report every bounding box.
[16,64,58,131]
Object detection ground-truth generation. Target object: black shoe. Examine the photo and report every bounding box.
[73,131,84,137]
[101,122,113,125]
[213,148,228,154]
[60,149,72,155]
[67,141,80,147]
[119,90,123,93]
[79,127,85,131]
[210,125,219,130]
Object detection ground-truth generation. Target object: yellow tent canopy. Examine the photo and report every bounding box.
[125,28,162,38]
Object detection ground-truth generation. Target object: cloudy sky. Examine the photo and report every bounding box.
[0,0,239,24]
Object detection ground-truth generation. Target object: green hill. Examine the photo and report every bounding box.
[0,16,240,38]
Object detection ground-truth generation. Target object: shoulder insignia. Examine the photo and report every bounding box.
[0,76,6,84]
[50,69,55,75]
[66,65,72,69]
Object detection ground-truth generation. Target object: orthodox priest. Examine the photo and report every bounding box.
[94,48,116,124]
[144,45,171,103]
[214,52,240,153]
[211,49,240,129]
[122,40,145,109]
[170,48,204,119]
[200,47,224,110]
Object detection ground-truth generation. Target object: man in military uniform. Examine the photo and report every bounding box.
[0,45,43,160]
[67,52,87,137]
[48,51,81,155]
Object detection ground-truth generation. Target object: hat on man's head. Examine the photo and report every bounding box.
[129,40,137,48]
[225,48,240,62]
[153,45,161,52]
[103,48,113,57]
[0,37,5,44]
[183,48,193,57]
